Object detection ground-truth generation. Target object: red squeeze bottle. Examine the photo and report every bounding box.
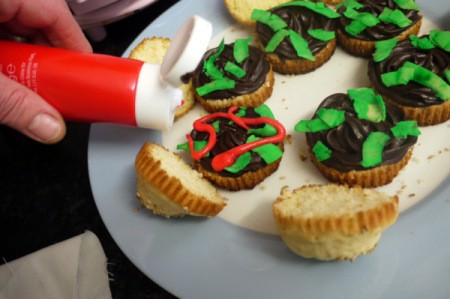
[0,15,212,130]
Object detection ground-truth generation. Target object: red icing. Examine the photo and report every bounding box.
[187,106,286,171]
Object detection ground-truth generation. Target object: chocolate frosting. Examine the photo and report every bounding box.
[192,43,270,100]
[255,5,337,60]
[190,108,275,177]
[337,0,422,41]
[305,93,417,172]
[368,37,450,107]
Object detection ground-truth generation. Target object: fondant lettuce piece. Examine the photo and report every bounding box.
[295,118,330,133]
[373,37,399,62]
[265,29,290,52]
[234,37,253,63]
[308,29,336,41]
[289,30,315,61]
[251,9,287,31]
[247,135,283,164]
[254,104,275,119]
[295,108,345,133]
[338,0,364,9]
[275,1,340,18]
[378,8,412,28]
[204,39,226,80]
[430,30,450,52]
[361,132,390,168]
[344,7,380,36]
[177,140,209,156]
[225,151,252,173]
[391,120,421,139]
[445,70,450,83]
[196,78,236,96]
[410,35,435,50]
[225,61,246,78]
[393,0,420,11]
[348,88,386,122]
[381,61,450,100]
[313,141,332,162]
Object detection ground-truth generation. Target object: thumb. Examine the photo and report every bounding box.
[0,74,66,144]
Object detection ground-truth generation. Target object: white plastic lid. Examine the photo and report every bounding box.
[135,15,212,130]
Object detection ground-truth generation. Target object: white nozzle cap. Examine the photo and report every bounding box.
[134,15,212,130]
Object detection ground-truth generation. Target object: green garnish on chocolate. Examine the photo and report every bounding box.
[247,135,283,164]
[275,1,340,19]
[378,8,412,28]
[249,105,277,137]
[348,88,386,122]
[289,30,315,61]
[391,120,421,139]
[393,0,420,11]
[251,9,287,31]
[410,35,435,50]
[344,7,380,36]
[337,0,364,10]
[308,29,336,41]
[430,30,450,52]
[381,61,450,100]
[204,39,226,80]
[234,37,253,63]
[225,152,252,173]
[361,132,390,168]
[373,37,399,62]
[312,141,332,162]
[177,140,210,157]
[265,29,290,52]
[196,78,236,96]
[225,61,246,78]
[445,70,450,83]
[295,108,345,133]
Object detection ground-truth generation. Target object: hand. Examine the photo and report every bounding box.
[0,0,92,144]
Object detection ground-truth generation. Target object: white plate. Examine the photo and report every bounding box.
[88,0,450,298]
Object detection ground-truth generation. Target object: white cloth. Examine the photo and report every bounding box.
[0,231,112,299]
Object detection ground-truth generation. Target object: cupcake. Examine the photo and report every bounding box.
[191,38,274,113]
[252,1,340,74]
[294,87,420,188]
[368,30,450,125]
[273,184,399,261]
[177,105,286,191]
[336,0,423,57]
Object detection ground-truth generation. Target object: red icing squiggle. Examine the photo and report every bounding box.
[186,106,286,171]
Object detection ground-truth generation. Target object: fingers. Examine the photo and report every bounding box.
[0,0,92,53]
[0,73,66,144]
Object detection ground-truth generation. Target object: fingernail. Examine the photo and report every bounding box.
[28,114,62,142]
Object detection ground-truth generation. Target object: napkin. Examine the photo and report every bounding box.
[0,231,112,299]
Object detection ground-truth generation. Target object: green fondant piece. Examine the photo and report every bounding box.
[391,120,421,139]
[247,135,283,164]
[339,0,364,9]
[212,120,221,133]
[393,0,420,11]
[295,118,329,133]
[251,9,287,31]
[308,29,336,41]
[289,30,315,61]
[225,61,246,78]
[344,7,380,36]
[316,108,345,128]
[265,29,290,52]
[204,39,226,80]
[410,35,435,50]
[276,1,340,18]
[225,151,252,173]
[379,8,412,28]
[373,37,399,62]
[234,37,252,63]
[348,88,386,122]
[249,125,277,137]
[430,30,450,52]
[445,70,450,83]
[177,140,209,156]
[196,78,236,96]
[254,104,275,119]
[381,61,450,100]
[361,132,390,168]
[235,107,246,117]
[312,141,332,162]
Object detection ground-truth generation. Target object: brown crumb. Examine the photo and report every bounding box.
[300,154,308,161]
[427,154,436,160]
[260,185,268,191]
[408,193,416,198]
[279,176,286,180]
[285,134,292,145]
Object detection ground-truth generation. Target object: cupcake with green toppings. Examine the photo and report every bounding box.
[368,30,450,125]
[295,87,420,188]
[177,105,286,191]
[252,1,340,75]
[191,37,274,113]
[336,0,422,57]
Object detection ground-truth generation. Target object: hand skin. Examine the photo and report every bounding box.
[0,0,92,144]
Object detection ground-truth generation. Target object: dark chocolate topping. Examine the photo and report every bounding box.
[255,5,337,60]
[337,0,422,41]
[368,37,450,107]
[305,93,417,172]
[190,108,274,177]
[192,43,270,100]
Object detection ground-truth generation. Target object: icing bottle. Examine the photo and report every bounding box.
[0,15,212,130]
